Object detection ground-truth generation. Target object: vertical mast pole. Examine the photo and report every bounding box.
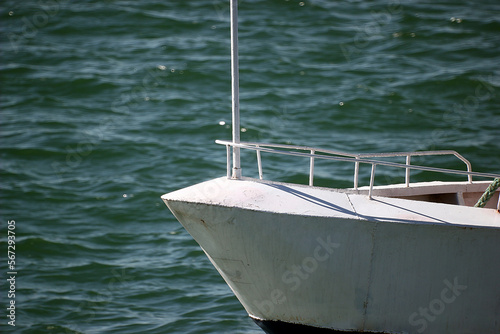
[230,0,241,179]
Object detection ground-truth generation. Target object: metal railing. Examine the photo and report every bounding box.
[215,140,500,198]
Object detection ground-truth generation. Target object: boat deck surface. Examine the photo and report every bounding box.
[163,177,500,229]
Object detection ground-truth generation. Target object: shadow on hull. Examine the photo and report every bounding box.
[252,318,390,334]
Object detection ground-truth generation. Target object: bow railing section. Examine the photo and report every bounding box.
[216,140,500,199]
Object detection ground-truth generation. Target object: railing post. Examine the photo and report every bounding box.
[309,150,315,186]
[256,145,263,180]
[354,158,360,189]
[369,164,377,199]
[467,164,472,183]
[405,155,411,187]
[226,145,231,179]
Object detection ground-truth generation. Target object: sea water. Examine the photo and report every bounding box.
[1,0,499,333]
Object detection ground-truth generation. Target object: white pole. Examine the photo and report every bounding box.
[230,0,241,179]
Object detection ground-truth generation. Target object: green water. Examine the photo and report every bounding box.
[1,0,499,333]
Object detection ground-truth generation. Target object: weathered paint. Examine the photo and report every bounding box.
[162,177,500,334]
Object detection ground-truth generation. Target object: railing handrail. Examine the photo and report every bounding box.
[215,140,500,198]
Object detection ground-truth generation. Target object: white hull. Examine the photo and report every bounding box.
[162,177,500,333]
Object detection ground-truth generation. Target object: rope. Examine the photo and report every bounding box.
[474,178,500,208]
